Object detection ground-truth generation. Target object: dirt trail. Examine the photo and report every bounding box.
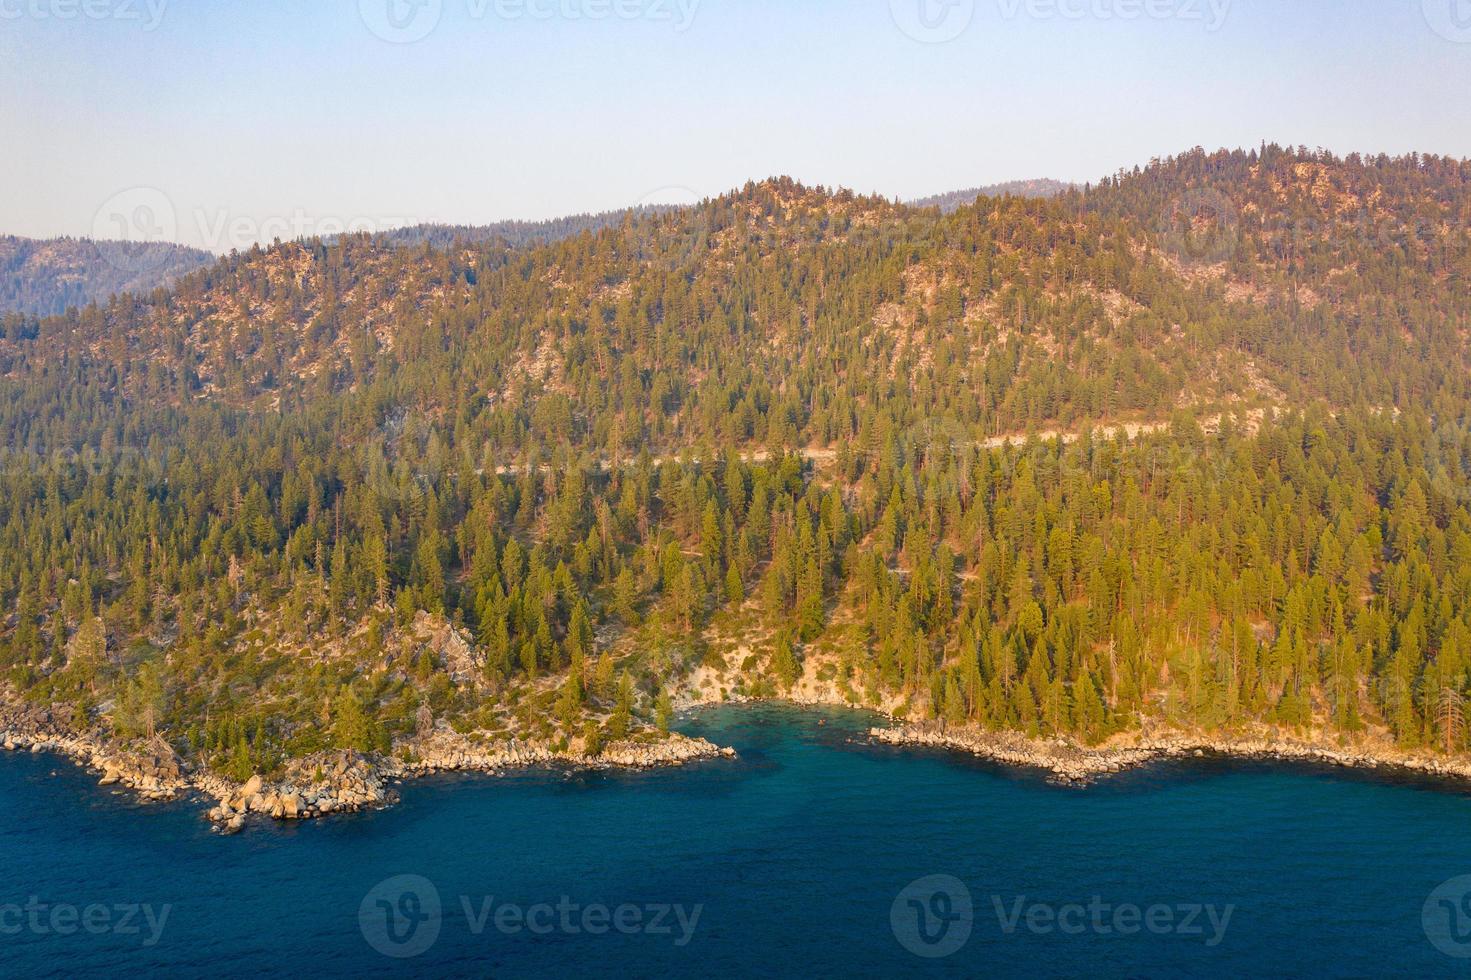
[488,408,1273,475]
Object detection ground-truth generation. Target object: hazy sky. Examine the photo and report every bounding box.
[3,0,1469,251]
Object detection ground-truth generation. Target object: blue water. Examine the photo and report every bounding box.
[4,705,1471,977]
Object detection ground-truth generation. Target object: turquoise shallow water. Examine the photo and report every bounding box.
[4,704,1471,977]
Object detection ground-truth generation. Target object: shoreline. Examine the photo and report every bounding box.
[866,721,1471,786]
[676,679,1471,788]
[0,702,735,834]
[10,691,1471,833]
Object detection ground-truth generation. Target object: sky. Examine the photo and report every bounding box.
[2,0,1469,252]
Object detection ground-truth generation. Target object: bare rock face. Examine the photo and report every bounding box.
[408,611,483,683]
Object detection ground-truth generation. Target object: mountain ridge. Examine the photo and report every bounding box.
[0,176,1072,318]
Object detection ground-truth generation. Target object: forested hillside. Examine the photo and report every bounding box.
[0,235,214,317]
[2,145,1470,779]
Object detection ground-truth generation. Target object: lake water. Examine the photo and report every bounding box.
[3,704,1471,976]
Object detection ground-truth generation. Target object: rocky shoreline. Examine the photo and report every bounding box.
[0,724,191,801]
[867,722,1471,785]
[14,681,1471,834]
[0,700,734,834]
[675,660,1471,787]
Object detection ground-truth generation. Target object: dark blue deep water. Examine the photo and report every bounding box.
[4,705,1471,977]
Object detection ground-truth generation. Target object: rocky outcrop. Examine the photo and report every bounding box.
[198,733,734,833]
[91,745,185,800]
[390,732,556,776]
[3,681,738,834]
[204,751,395,831]
[596,733,736,768]
[868,725,1157,783]
[387,728,733,778]
[0,702,187,800]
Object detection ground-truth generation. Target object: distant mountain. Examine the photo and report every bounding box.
[371,204,679,250]
[3,183,1075,320]
[908,177,1075,212]
[0,182,1063,318]
[380,180,1074,251]
[3,207,672,320]
[0,235,215,317]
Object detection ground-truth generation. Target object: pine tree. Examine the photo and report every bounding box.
[771,631,800,690]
